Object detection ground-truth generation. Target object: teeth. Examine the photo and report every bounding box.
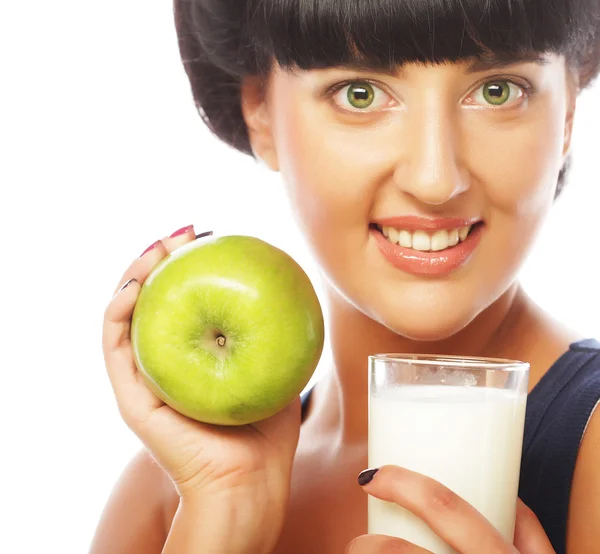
[387,227,399,244]
[378,224,475,252]
[398,230,412,248]
[412,231,431,251]
[448,229,459,247]
[431,230,449,251]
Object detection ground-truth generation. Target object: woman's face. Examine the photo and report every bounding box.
[243,53,576,340]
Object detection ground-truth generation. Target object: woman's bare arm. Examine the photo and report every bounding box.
[89,449,169,554]
[90,447,287,554]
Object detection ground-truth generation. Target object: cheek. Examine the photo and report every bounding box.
[271,100,392,293]
[466,99,568,293]
[469,101,566,218]
[272,97,387,230]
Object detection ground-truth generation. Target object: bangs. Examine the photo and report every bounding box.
[244,0,597,73]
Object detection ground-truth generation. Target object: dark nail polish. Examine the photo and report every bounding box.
[170,225,194,238]
[140,240,160,257]
[118,278,137,294]
[358,468,379,486]
[195,230,214,240]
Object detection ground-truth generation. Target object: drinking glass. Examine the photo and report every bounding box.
[368,354,529,554]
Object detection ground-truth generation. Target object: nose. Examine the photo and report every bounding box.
[392,99,470,206]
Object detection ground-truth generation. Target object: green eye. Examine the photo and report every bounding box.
[482,81,511,105]
[347,83,375,109]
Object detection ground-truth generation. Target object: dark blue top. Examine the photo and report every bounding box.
[300,339,600,553]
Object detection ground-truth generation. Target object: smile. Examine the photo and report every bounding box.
[370,217,484,276]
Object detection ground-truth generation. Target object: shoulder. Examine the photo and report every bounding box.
[563,340,600,553]
[89,448,176,554]
[567,399,600,553]
[561,339,600,393]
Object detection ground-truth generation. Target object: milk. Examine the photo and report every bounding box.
[368,385,527,554]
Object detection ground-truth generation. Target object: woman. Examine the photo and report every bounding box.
[92,0,600,552]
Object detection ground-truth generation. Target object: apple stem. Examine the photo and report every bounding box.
[216,336,226,347]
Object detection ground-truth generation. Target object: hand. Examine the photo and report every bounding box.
[102,225,301,550]
[347,465,555,553]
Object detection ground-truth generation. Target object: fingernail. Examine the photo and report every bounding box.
[195,230,214,240]
[118,278,137,294]
[169,224,194,238]
[140,240,161,257]
[358,468,379,486]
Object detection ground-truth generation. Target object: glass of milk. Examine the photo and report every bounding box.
[368,354,529,554]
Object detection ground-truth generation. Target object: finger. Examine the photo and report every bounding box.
[112,238,169,295]
[346,534,433,554]
[112,225,213,296]
[102,275,163,426]
[111,222,195,294]
[514,499,555,554]
[359,466,514,554]
[160,224,197,255]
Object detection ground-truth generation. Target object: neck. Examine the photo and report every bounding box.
[308,281,532,445]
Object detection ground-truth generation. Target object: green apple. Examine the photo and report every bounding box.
[130,234,325,426]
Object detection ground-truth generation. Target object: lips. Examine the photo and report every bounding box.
[370,217,484,276]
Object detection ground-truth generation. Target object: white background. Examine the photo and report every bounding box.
[1,1,599,552]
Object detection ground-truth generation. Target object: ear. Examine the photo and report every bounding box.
[561,68,579,161]
[240,75,280,172]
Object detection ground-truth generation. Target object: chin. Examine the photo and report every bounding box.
[369,288,484,345]
[383,315,472,343]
